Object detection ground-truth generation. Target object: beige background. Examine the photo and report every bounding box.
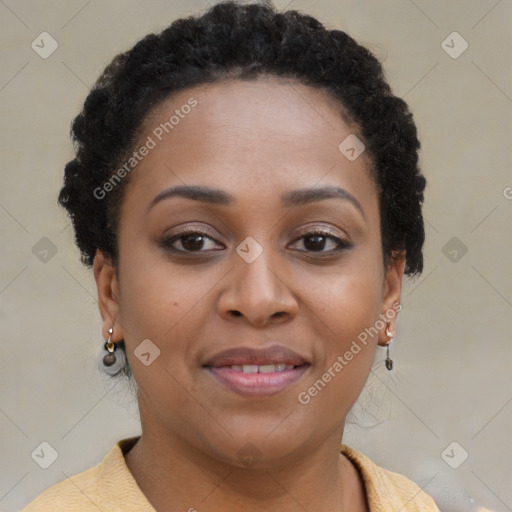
[1,1,511,511]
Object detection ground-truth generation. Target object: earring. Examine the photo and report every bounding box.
[384,322,394,371]
[98,327,127,375]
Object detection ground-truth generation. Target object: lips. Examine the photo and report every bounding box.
[203,345,309,368]
[203,345,310,397]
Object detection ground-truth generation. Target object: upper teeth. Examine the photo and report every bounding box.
[230,364,295,373]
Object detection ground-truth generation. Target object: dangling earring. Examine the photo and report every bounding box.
[98,327,126,375]
[384,322,394,371]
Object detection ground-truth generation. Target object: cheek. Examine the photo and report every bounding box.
[116,239,227,376]
[116,259,202,418]
[118,264,197,345]
[310,248,384,336]
[301,252,384,403]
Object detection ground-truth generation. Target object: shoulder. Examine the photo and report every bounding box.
[21,464,103,511]
[341,444,440,511]
[22,436,149,512]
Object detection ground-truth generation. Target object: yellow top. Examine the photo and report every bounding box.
[22,436,440,511]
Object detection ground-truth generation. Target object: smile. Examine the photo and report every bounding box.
[205,364,310,397]
[228,363,295,373]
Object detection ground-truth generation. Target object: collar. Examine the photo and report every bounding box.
[95,435,154,511]
[96,436,429,511]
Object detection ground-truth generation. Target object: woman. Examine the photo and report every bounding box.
[23,1,440,510]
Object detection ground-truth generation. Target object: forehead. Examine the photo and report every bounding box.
[122,77,377,216]
[138,76,356,157]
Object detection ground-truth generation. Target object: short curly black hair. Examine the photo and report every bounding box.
[58,0,426,279]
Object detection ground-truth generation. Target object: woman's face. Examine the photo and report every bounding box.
[95,76,405,467]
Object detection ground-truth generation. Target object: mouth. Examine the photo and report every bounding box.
[222,363,298,373]
[203,345,311,397]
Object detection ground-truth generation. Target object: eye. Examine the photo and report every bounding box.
[160,228,351,255]
[288,229,351,253]
[160,229,224,253]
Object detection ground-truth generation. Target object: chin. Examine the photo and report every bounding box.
[194,423,313,470]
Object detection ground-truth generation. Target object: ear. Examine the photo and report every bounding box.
[377,251,406,347]
[93,249,123,341]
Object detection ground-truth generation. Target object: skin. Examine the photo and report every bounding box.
[94,76,405,511]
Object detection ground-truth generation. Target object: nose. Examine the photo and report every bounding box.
[217,249,299,327]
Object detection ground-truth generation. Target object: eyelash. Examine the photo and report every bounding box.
[160,228,352,255]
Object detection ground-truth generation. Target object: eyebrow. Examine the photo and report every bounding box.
[146,184,365,219]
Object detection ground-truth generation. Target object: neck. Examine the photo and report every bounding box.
[124,419,367,511]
